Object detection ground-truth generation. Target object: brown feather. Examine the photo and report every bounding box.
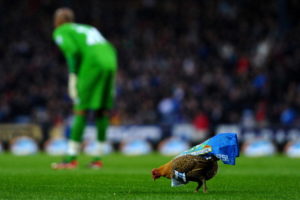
[152,155,218,192]
[171,155,218,182]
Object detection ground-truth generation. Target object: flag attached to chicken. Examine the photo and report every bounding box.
[152,133,239,193]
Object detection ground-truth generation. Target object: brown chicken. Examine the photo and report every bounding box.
[152,155,218,193]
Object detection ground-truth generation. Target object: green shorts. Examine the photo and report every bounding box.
[75,68,116,110]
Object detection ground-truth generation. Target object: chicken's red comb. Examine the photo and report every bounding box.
[151,169,161,180]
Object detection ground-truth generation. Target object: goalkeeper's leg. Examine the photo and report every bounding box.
[52,110,87,169]
[88,109,110,168]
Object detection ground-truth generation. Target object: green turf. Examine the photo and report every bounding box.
[0,153,299,200]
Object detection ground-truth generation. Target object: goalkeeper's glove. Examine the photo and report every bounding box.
[68,73,78,103]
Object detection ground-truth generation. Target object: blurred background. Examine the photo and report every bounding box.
[0,0,300,157]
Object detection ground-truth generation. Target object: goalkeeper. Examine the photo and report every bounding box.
[51,8,117,169]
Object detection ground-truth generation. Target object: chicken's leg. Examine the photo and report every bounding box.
[194,181,203,193]
[202,178,207,193]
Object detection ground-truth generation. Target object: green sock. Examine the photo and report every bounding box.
[70,115,87,142]
[93,116,109,161]
[96,116,109,142]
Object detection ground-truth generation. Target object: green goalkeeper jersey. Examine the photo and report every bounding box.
[53,23,117,74]
[53,23,117,110]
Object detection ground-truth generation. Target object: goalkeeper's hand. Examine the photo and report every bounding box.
[68,73,78,102]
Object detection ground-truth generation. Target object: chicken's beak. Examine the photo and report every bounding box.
[152,172,156,181]
[152,175,157,181]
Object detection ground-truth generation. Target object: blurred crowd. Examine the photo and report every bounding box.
[0,0,300,134]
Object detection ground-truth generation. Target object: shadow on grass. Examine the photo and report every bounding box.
[117,188,266,196]
[113,190,193,195]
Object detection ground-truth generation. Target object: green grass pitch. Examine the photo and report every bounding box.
[0,153,299,200]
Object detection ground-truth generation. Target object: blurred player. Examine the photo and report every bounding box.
[51,8,117,169]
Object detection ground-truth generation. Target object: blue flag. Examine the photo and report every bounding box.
[177,133,239,165]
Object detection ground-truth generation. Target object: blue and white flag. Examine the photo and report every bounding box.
[177,133,239,165]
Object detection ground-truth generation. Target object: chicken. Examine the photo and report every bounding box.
[152,155,218,193]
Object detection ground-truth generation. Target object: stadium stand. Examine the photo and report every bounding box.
[0,0,299,140]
